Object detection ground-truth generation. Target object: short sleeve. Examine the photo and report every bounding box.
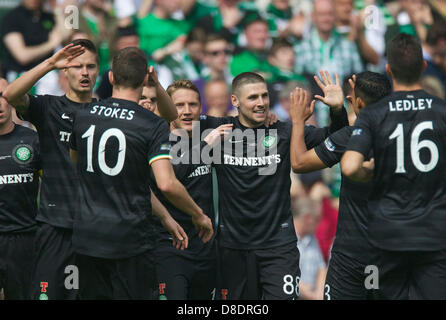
[148,120,173,165]
[314,127,350,168]
[346,109,373,157]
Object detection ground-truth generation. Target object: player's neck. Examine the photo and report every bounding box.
[112,87,142,104]
[392,80,423,93]
[66,90,92,104]
[238,115,264,129]
[0,120,15,136]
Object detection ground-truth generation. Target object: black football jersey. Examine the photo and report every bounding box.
[70,97,172,259]
[200,107,348,249]
[315,126,372,262]
[347,90,446,251]
[0,124,40,232]
[26,95,90,229]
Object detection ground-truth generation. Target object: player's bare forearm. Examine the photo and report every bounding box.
[155,82,178,122]
[162,178,204,220]
[151,191,188,249]
[341,150,372,182]
[290,120,309,172]
[3,59,55,113]
[3,32,57,67]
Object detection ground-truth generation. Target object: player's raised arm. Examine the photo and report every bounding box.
[151,190,189,250]
[289,87,326,173]
[2,43,85,116]
[147,66,178,122]
[151,158,214,243]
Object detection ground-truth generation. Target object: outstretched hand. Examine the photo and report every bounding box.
[48,43,85,69]
[289,87,315,124]
[314,71,344,110]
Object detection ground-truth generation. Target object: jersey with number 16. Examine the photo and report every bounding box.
[347,90,446,252]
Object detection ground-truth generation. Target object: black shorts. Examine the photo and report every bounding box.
[0,230,36,299]
[31,222,77,300]
[219,241,300,300]
[324,251,372,300]
[369,248,446,300]
[155,239,217,300]
[76,249,156,300]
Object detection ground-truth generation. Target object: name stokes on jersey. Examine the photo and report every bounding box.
[90,104,135,120]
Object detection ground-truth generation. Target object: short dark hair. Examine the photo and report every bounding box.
[204,33,227,46]
[354,71,392,105]
[232,72,266,96]
[112,47,148,89]
[69,39,98,63]
[386,33,424,85]
[166,79,201,103]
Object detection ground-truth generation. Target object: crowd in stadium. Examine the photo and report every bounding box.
[0,0,446,301]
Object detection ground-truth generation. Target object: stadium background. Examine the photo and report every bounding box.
[0,0,445,299]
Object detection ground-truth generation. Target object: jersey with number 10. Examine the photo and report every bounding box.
[347,90,446,251]
[70,98,172,259]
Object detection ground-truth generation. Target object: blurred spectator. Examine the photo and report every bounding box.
[385,0,433,44]
[95,26,140,99]
[114,0,146,27]
[294,0,364,80]
[420,75,446,98]
[201,33,233,83]
[267,38,307,106]
[139,77,158,112]
[293,197,327,300]
[272,80,309,122]
[190,0,261,45]
[428,0,446,24]
[1,0,63,86]
[334,0,383,69]
[229,17,272,79]
[423,22,446,93]
[204,79,235,117]
[79,0,117,74]
[138,0,188,63]
[161,27,206,81]
[294,0,363,126]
